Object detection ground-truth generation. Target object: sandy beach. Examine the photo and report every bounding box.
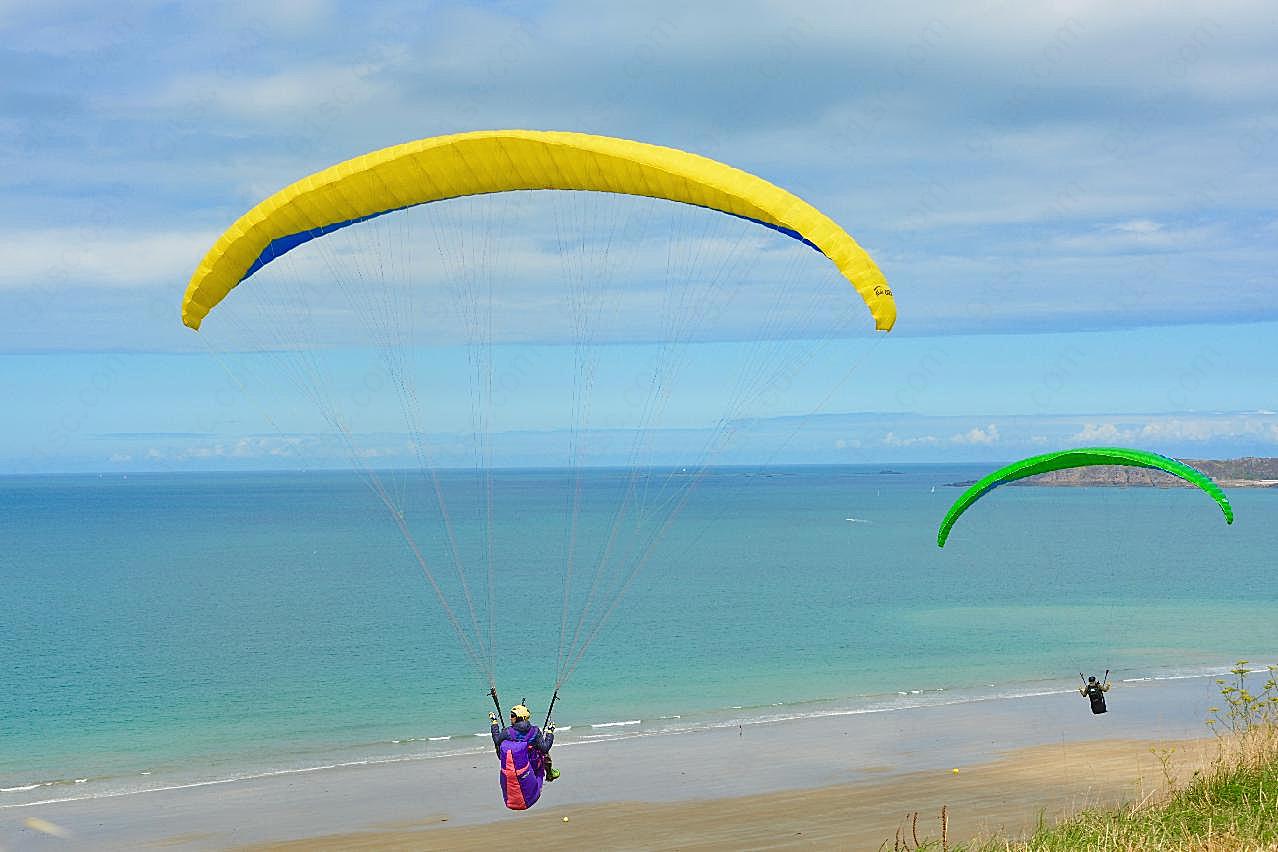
[1,676,1228,850]
[248,737,1219,851]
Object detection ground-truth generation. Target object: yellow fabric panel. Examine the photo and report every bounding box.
[182,130,895,331]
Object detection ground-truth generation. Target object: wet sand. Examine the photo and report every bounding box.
[0,676,1225,850]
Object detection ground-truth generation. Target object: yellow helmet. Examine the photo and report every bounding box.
[510,705,531,721]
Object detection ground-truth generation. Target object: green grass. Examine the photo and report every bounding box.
[1000,733,1278,851]
[890,663,1278,852]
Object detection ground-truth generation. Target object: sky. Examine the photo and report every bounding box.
[1,0,1275,472]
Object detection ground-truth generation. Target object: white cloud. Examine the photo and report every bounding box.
[227,0,337,34]
[1109,219,1164,234]
[1185,57,1278,103]
[147,63,387,119]
[4,0,1277,351]
[1069,414,1278,446]
[134,436,314,462]
[1069,422,1133,443]
[1137,418,1220,442]
[951,423,1000,445]
[882,431,940,447]
[0,229,217,290]
[1050,222,1220,253]
[1137,415,1278,444]
[881,423,998,448]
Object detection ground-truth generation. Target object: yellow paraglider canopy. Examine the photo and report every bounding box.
[181,130,894,331]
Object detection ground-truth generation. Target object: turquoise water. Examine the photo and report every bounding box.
[3,466,1275,805]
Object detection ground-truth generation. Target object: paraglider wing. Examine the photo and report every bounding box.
[181,130,894,331]
[936,447,1234,548]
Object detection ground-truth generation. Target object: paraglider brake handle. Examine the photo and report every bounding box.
[489,687,502,717]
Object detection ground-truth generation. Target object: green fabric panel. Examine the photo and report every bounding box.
[937,447,1233,548]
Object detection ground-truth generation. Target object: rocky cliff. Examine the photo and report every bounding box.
[949,457,1278,488]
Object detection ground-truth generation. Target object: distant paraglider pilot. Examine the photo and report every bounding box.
[490,704,559,810]
[1080,674,1111,714]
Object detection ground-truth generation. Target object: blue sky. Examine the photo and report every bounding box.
[2,0,1275,472]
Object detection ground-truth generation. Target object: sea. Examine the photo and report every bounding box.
[3,465,1275,808]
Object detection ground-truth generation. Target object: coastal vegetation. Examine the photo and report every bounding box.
[892,663,1278,851]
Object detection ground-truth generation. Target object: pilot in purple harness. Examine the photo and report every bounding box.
[489,704,559,810]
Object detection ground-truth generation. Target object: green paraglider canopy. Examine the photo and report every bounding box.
[937,447,1234,548]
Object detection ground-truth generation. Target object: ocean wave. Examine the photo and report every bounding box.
[1121,664,1244,684]
[0,775,101,795]
[1,753,446,811]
